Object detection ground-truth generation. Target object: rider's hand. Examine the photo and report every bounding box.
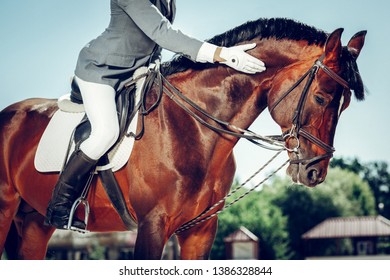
[196,42,266,74]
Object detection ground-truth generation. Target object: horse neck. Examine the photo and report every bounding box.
[163,39,322,146]
[172,39,321,121]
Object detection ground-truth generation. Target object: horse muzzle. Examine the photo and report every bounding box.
[287,152,329,187]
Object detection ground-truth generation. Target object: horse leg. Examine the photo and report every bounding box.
[13,209,55,260]
[4,221,19,259]
[176,217,218,260]
[0,190,53,260]
[133,214,168,260]
[0,182,21,257]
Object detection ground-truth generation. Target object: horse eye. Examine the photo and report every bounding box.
[314,95,326,106]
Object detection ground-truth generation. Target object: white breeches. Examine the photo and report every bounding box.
[75,76,120,160]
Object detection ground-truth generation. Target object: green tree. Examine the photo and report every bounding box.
[211,166,376,259]
[210,182,290,260]
[331,157,390,218]
[273,167,376,259]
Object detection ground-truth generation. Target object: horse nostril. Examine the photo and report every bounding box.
[307,168,325,186]
[307,168,319,184]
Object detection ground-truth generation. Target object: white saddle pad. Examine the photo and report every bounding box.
[34,67,148,173]
[34,110,138,172]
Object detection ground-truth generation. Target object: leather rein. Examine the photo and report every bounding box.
[159,74,286,151]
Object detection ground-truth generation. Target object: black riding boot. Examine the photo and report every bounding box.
[44,149,98,230]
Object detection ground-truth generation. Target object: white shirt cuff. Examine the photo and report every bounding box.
[196,42,218,63]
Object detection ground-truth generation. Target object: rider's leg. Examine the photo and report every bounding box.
[45,77,119,230]
[77,77,120,160]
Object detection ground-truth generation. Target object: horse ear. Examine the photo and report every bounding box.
[323,28,343,64]
[347,30,367,59]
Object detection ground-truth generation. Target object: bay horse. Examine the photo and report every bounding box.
[0,18,366,259]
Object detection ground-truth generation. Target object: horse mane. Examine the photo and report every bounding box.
[161,18,327,75]
[161,17,365,100]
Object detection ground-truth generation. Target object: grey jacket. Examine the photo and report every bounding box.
[76,0,203,73]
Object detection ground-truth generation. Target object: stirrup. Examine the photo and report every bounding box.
[67,197,90,233]
[66,166,95,233]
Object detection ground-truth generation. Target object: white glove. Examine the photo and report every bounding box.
[218,43,266,74]
[196,42,266,74]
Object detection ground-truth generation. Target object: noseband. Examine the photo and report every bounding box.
[269,55,350,168]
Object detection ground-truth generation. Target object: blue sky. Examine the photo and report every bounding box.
[0,1,389,180]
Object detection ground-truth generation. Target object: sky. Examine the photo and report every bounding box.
[0,0,389,181]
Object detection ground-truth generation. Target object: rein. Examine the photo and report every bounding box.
[160,74,286,151]
[124,63,286,150]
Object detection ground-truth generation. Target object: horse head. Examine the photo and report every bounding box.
[163,19,366,187]
[267,28,366,187]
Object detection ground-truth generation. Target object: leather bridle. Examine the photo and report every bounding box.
[269,55,350,168]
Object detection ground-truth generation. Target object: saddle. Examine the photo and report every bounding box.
[70,65,160,150]
[70,78,135,148]
[60,65,162,231]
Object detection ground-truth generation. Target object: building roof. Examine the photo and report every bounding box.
[302,215,390,239]
[224,226,259,243]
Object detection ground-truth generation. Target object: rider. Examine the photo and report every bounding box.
[44,0,266,230]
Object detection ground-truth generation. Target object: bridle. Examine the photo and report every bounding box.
[269,54,350,168]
